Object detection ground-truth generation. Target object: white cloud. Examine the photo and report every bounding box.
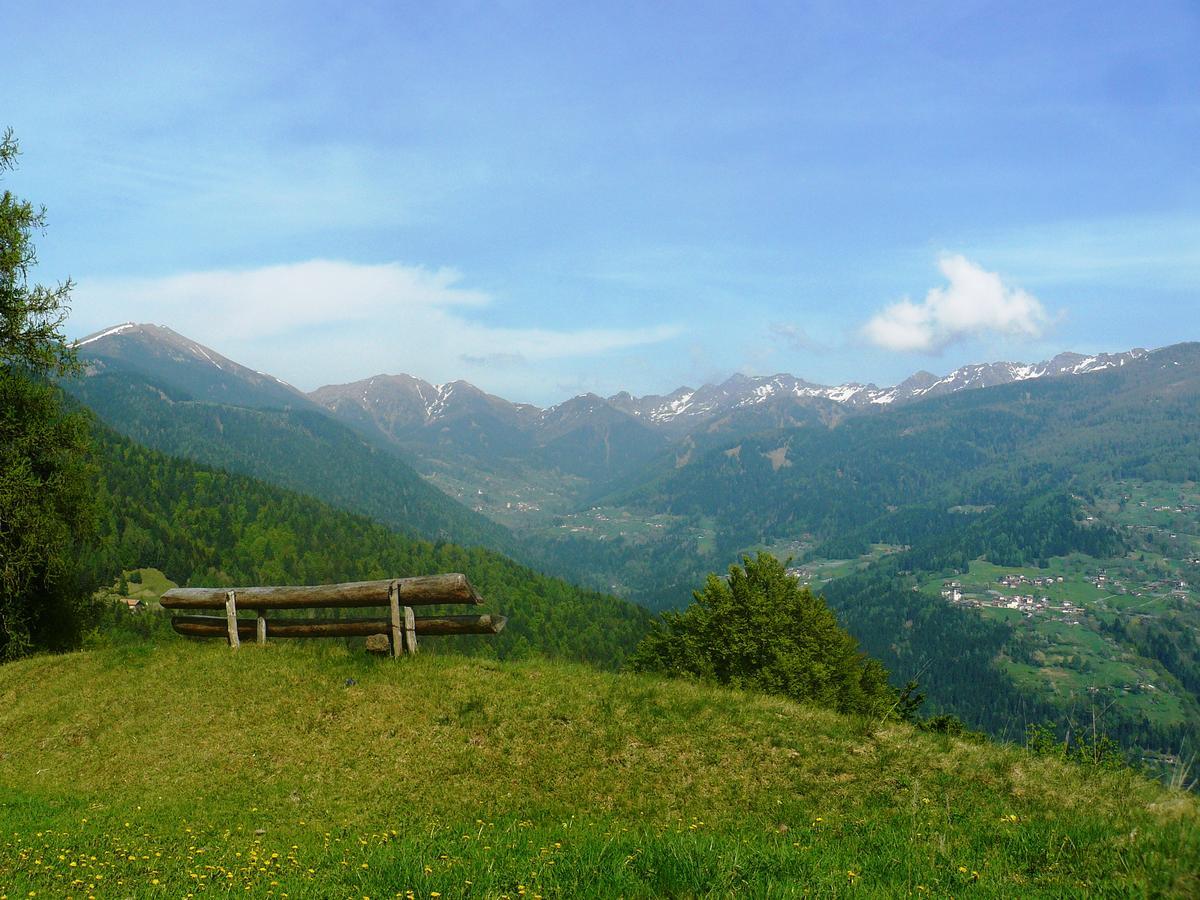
[71,259,682,401]
[75,260,489,337]
[863,254,1051,352]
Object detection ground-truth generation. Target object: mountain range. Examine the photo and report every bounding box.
[310,343,1149,445]
[78,322,1150,492]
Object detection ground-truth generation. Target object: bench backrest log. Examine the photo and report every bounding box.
[159,573,505,657]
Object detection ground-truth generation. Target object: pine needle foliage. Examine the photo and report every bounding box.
[629,552,894,716]
[0,129,100,658]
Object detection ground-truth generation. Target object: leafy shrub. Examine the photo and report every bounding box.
[628,553,895,716]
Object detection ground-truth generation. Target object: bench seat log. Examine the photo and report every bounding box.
[160,574,483,610]
[171,613,507,639]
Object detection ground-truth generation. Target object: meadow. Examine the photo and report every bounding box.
[1,639,1197,897]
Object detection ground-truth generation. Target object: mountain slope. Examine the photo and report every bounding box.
[312,347,1150,448]
[78,322,315,410]
[72,326,520,555]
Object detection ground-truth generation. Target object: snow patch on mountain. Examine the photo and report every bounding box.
[192,345,223,370]
[76,322,137,347]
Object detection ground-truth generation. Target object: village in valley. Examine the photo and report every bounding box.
[940,572,1085,624]
[907,481,1200,733]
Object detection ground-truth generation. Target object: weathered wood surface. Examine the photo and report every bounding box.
[389,581,403,658]
[404,605,418,655]
[160,574,484,610]
[171,613,507,639]
[225,590,240,649]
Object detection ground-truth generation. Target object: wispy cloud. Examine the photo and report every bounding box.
[72,259,682,400]
[862,254,1052,353]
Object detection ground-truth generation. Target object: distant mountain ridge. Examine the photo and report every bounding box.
[74,322,1155,492]
[79,322,1148,438]
[308,346,1150,449]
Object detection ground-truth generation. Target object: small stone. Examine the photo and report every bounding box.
[364,634,391,654]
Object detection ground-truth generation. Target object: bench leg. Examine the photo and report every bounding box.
[225,590,240,650]
[389,581,403,658]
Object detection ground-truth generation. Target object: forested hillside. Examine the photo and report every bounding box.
[84,423,652,667]
[70,371,522,558]
[614,343,1200,557]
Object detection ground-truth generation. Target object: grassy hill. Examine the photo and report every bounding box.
[1,641,1197,897]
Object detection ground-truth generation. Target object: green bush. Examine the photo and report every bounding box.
[629,552,895,716]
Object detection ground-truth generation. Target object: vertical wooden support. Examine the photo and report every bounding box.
[404,606,418,655]
[388,580,403,658]
[256,612,267,646]
[225,590,240,650]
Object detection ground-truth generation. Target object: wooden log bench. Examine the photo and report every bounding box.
[160,574,505,657]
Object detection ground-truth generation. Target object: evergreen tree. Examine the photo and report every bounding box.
[0,129,100,659]
[629,552,895,716]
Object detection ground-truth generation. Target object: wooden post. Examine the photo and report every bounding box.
[225,590,240,650]
[256,612,267,646]
[404,606,417,655]
[388,580,403,659]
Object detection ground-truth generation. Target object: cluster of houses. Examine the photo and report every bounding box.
[938,579,1081,624]
[997,573,1064,588]
[1149,503,1197,514]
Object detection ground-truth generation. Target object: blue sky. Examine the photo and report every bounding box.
[7,0,1198,404]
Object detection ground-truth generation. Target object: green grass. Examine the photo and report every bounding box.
[1,642,1198,897]
[105,568,178,606]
